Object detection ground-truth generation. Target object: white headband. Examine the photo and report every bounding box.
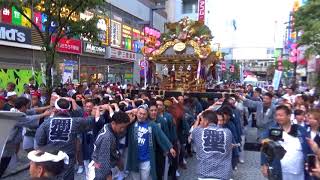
[28,150,69,165]
[54,98,71,110]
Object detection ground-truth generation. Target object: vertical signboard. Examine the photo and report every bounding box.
[1,7,12,24]
[21,7,32,27]
[132,28,142,53]
[122,24,132,50]
[104,18,109,46]
[41,14,47,31]
[198,0,206,22]
[12,6,22,26]
[97,18,109,46]
[33,12,42,30]
[110,20,122,48]
[143,27,160,55]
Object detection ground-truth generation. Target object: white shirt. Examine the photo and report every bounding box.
[280,131,304,175]
[282,94,296,104]
[311,131,317,140]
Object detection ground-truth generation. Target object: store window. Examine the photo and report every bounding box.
[182,0,198,14]
[80,65,105,83]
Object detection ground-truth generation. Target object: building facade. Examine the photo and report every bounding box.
[0,0,167,89]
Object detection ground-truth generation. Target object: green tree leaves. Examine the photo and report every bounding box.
[294,0,320,55]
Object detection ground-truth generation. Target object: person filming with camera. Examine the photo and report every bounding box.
[260,105,312,180]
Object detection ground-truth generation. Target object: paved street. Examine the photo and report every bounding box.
[3,151,265,180]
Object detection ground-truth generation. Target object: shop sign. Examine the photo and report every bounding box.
[143,26,160,54]
[52,36,82,54]
[108,47,137,61]
[33,12,42,30]
[198,0,206,22]
[12,7,22,26]
[132,28,143,53]
[1,7,12,24]
[100,18,109,46]
[97,19,107,31]
[110,20,122,48]
[83,41,105,55]
[0,23,31,44]
[21,7,32,28]
[41,14,47,31]
[122,24,132,50]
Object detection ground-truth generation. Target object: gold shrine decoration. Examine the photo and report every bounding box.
[173,42,186,52]
[152,41,175,56]
[147,18,218,92]
[187,40,202,58]
[151,40,207,59]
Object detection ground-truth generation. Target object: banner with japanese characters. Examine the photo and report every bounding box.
[110,20,122,48]
[52,36,82,55]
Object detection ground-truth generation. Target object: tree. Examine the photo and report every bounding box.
[294,0,320,55]
[0,0,104,89]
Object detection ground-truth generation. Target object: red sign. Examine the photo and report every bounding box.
[52,36,82,54]
[198,0,206,22]
[1,7,12,24]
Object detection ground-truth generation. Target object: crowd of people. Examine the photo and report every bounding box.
[0,78,319,180]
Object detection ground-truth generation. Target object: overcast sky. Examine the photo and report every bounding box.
[206,0,296,48]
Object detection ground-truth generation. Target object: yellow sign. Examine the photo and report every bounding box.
[22,7,32,27]
[102,17,110,46]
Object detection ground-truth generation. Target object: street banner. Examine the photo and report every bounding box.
[272,70,282,90]
[198,0,205,22]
